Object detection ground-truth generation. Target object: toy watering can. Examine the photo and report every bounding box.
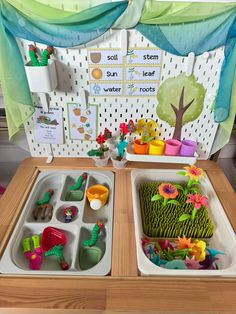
[86,185,109,210]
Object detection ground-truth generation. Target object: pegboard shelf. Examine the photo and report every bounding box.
[126,144,198,164]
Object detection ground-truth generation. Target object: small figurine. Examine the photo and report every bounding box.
[34,189,54,220]
[63,206,77,223]
[82,221,105,247]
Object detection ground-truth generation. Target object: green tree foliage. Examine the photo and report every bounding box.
[156,74,206,140]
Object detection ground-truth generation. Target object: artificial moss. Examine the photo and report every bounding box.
[139,182,214,238]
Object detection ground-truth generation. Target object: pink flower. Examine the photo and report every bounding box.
[184,256,201,270]
[96,134,106,144]
[186,193,209,210]
[119,123,129,136]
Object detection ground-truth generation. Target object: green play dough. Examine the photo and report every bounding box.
[79,246,103,270]
[65,190,84,201]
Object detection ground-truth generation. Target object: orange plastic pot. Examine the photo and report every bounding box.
[134,139,149,155]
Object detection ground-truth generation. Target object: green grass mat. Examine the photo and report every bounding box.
[139,182,214,238]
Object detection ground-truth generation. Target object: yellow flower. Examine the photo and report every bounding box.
[135,118,161,138]
[184,165,204,181]
[190,240,206,261]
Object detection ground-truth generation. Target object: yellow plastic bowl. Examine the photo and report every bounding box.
[86,185,109,207]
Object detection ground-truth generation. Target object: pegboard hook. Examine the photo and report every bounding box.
[39,93,49,112]
[79,87,89,109]
[120,29,128,57]
[185,52,195,76]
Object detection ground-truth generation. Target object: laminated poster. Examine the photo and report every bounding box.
[87,48,162,97]
[34,106,64,144]
[67,103,98,141]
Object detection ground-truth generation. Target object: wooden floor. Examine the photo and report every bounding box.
[0,158,236,313]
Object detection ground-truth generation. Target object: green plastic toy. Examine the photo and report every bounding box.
[28,45,54,67]
[82,221,104,247]
[69,173,87,191]
[45,244,69,270]
[36,189,54,205]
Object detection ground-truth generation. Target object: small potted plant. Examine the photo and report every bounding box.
[111,120,136,168]
[87,128,112,167]
[134,118,160,155]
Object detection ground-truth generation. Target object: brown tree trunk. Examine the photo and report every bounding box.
[171,87,195,141]
[172,111,184,140]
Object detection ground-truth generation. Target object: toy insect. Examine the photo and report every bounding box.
[34,189,54,220]
[82,221,104,247]
[69,173,87,191]
[28,45,54,67]
[64,206,77,223]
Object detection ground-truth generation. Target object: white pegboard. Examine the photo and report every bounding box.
[17,29,224,159]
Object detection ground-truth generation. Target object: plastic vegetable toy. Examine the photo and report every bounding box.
[45,244,69,270]
[28,45,54,66]
[82,221,105,247]
[22,234,42,270]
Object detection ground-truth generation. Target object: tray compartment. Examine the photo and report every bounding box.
[11,224,76,271]
[75,225,106,272]
[25,173,65,223]
[83,174,112,223]
[60,173,88,202]
[55,204,79,223]
[131,169,236,276]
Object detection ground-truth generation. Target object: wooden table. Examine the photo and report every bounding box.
[0,158,236,313]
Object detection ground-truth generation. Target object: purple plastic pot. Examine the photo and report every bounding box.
[179,140,197,157]
[164,139,182,156]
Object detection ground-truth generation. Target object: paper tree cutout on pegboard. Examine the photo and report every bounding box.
[156,73,206,140]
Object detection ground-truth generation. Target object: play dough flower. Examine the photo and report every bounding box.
[96,134,106,144]
[159,183,178,199]
[135,118,160,144]
[184,165,204,181]
[175,236,195,250]
[184,256,202,269]
[186,193,209,210]
[190,240,206,262]
[152,183,179,207]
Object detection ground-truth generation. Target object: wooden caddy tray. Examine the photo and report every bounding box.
[0,158,236,313]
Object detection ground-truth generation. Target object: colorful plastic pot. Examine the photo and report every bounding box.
[149,140,165,155]
[164,139,182,156]
[179,140,197,157]
[86,185,109,210]
[133,139,149,155]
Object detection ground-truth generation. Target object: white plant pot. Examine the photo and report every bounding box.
[24,59,58,93]
[93,155,110,167]
[111,152,127,169]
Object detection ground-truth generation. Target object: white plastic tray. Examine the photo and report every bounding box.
[126,144,198,164]
[131,169,236,276]
[0,170,114,276]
